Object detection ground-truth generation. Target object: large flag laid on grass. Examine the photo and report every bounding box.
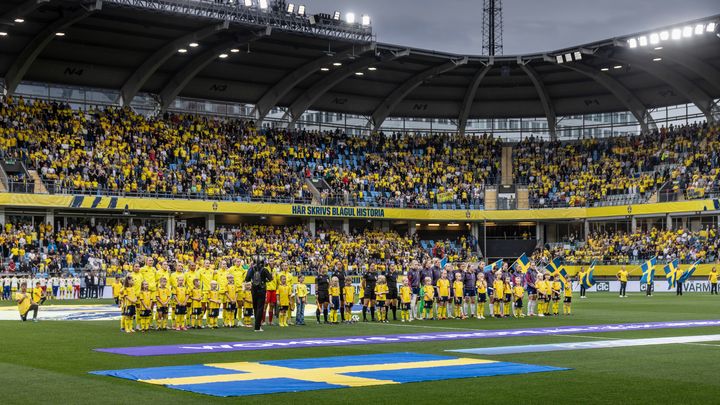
[640,257,657,284]
[663,259,679,290]
[512,253,531,274]
[580,261,596,289]
[678,260,701,283]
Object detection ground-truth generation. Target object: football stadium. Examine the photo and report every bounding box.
[2,0,720,403]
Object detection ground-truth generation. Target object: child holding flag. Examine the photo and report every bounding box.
[400,278,412,322]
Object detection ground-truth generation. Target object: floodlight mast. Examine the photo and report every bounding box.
[482,0,503,56]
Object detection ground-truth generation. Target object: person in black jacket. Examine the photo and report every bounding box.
[385,265,399,321]
[244,256,273,332]
[332,262,347,321]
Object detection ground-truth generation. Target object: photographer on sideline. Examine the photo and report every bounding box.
[245,254,273,332]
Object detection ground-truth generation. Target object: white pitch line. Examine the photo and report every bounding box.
[382,323,482,331]
[552,334,621,340]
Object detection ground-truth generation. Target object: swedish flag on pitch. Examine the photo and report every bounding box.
[580,261,596,289]
[546,257,568,283]
[663,259,679,290]
[512,253,531,274]
[678,260,701,283]
[640,257,657,284]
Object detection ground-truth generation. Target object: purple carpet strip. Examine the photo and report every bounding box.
[95,319,720,356]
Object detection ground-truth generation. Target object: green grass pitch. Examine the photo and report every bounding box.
[2,293,720,404]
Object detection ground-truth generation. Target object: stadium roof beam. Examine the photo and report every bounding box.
[283,48,411,126]
[252,42,377,123]
[0,0,50,26]
[119,20,230,106]
[609,49,718,123]
[554,60,655,133]
[158,27,271,112]
[370,57,469,130]
[458,63,492,135]
[519,61,557,139]
[3,0,102,95]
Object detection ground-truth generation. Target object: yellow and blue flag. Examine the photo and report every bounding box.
[663,259,679,290]
[640,257,657,284]
[512,253,531,274]
[91,353,567,397]
[580,261,596,289]
[678,261,701,284]
[484,259,503,273]
[545,257,567,282]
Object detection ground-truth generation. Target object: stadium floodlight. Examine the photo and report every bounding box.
[244,0,252,6]
[320,67,329,71]
[333,11,341,20]
[55,32,65,36]
[600,67,609,71]
[346,12,355,24]
[671,28,682,40]
[259,0,268,10]
[178,48,187,53]
[298,5,305,16]
[682,26,692,38]
[638,35,648,47]
[573,51,582,60]
[555,55,564,64]
[287,3,294,13]
[0,32,7,36]
[14,18,24,23]
[355,71,364,76]
[189,42,199,48]
[627,38,638,48]
[694,24,704,35]
[219,53,229,59]
[613,65,622,69]
[361,15,371,26]
[649,33,659,45]
[564,53,572,62]
[707,22,717,32]
[654,46,663,50]
[333,62,342,66]
[368,66,377,71]
[230,48,240,53]
[653,57,662,62]
[659,30,669,41]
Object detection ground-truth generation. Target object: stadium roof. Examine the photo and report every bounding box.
[1,0,719,135]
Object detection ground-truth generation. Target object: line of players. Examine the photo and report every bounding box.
[115,259,575,332]
[2,275,80,300]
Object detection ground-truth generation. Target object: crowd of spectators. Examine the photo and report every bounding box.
[514,122,720,207]
[558,226,719,264]
[0,220,478,276]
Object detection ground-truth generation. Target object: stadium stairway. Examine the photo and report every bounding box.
[0,165,8,193]
[28,170,48,194]
[501,145,513,185]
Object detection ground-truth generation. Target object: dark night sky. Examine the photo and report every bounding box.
[306,0,720,54]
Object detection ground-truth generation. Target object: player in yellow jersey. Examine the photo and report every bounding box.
[708,267,718,295]
[277,275,292,327]
[199,260,214,320]
[551,276,562,316]
[224,274,237,328]
[329,277,341,324]
[399,278,412,322]
[476,273,487,320]
[616,266,629,297]
[112,276,123,306]
[121,277,137,332]
[563,277,573,315]
[156,277,171,330]
[536,273,547,317]
[503,277,513,317]
[138,281,153,332]
[453,273,465,319]
[492,272,505,318]
[141,257,157,293]
[374,275,389,322]
[130,263,143,297]
[189,279,204,329]
[422,277,435,320]
[173,276,188,330]
[295,275,308,325]
[513,277,525,318]
[206,281,221,329]
[342,278,355,323]
[15,282,39,322]
[436,271,450,320]
[242,282,254,327]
